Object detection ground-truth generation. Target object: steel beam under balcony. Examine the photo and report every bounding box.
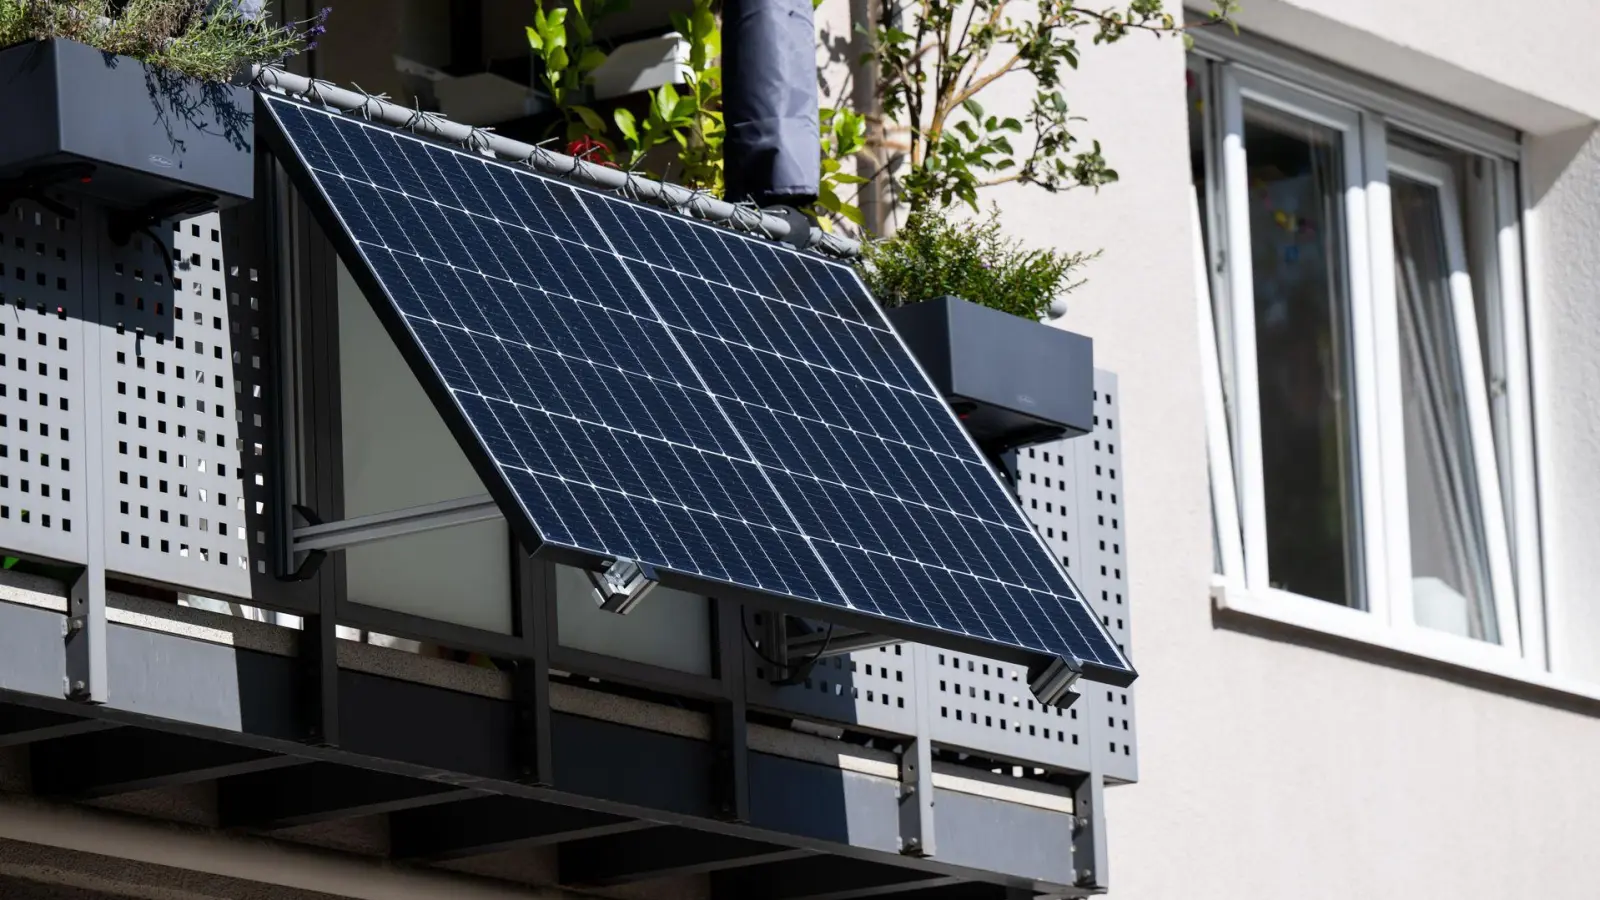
[558,826,811,886]
[218,762,480,830]
[389,795,651,861]
[0,596,1090,896]
[712,856,959,900]
[29,728,302,799]
[0,706,117,748]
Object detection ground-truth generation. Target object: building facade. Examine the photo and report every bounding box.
[2,0,1598,898]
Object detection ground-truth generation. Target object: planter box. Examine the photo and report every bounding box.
[0,38,252,211]
[887,295,1094,453]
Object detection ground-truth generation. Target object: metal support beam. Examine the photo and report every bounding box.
[29,729,301,799]
[715,599,751,823]
[513,549,553,786]
[896,741,935,857]
[298,584,338,747]
[866,886,1036,900]
[0,707,116,748]
[389,795,651,862]
[558,826,810,887]
[511,657,552,786]
[898,645,936,858]
[63,569,106,704]
[218,762,478,830]
[1071,773,1107,892]
[290,494,501,553]
[712,857,957,900]
[68,205,111,706]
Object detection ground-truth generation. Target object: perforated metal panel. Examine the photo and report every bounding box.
[0,199,91,564]
[1017,374,1136,782]
[96,213,251,597]
[745,370,1137,782]
[0,198,268,603]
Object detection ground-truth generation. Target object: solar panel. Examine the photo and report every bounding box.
[262,94,1135,690]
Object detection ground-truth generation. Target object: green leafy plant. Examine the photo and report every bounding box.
[0,0,330,83]
[525,0,621,142]
[531,0,868,226]
[859,205,1093,320]
[870,0,1237,213]
[612,0,722,189]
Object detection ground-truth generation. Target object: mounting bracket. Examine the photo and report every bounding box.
[1028,656,1082,708]
[587,557,659,614]
[280,504,329,582]
[761,204,814,250]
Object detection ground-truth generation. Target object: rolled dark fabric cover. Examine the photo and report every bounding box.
[722,0,820,206]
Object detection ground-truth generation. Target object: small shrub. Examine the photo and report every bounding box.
[859,206,1094,321]
[0,0,329,83]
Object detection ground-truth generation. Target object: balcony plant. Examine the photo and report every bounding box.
[851,0,1232,449]
[0,0,329,211]
[528,0,870,227]
[864,206,1098,450]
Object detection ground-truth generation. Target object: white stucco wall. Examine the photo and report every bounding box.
[942,2,1600,897]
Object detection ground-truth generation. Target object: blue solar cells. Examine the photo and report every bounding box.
[263,95,1134,687]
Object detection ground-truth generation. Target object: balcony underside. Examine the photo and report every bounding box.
[0,583,1084,900]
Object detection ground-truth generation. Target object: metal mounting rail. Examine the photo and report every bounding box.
[788,627,901,659]
[250,66,863,259]
[291,494,502,553]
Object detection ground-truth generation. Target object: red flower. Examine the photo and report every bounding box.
[566,137,617,168]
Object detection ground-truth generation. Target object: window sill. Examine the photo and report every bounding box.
[1210,579,1600,707]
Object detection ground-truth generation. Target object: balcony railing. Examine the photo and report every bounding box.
[0,184,1136,898]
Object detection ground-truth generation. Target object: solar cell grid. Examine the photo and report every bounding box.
[264,94,1134,688]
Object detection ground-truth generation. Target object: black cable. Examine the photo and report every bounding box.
[740,613,835,682]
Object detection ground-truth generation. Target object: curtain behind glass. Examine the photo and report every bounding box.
[1391,175,1499,643]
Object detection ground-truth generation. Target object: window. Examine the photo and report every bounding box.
[1189,45,1543,667]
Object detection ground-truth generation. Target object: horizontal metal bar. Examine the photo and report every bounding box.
[0,600,1089,892]
[250,67,861,258]
[291,494,502,552]
[789,629,903,659]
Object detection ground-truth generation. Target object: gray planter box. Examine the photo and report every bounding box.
[887,295,1094,453]
[0,38,252,211]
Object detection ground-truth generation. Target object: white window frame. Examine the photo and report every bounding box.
[1193,48,1553,682]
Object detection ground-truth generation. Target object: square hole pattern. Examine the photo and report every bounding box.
[0,200,91,563]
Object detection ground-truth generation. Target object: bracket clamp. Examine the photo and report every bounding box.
[587,557,659,614]
[761,204,814,250]
[1028,656,1082,708]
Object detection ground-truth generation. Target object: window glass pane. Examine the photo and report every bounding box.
[1391,174,1499,643]
[1243,103,1360,606]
